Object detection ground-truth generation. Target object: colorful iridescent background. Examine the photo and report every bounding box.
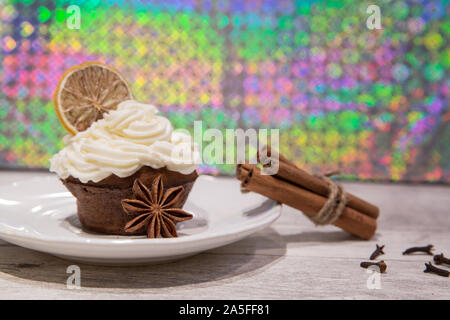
[0,0,449,182]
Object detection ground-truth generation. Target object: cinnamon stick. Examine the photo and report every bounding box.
[237,164,377,240]
[258,146,379,219]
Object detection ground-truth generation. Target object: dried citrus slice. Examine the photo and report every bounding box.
[54,61,133,134]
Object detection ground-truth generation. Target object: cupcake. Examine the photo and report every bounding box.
[50,100,200,237]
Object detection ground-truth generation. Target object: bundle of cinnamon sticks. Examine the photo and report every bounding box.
[236,147,379,240]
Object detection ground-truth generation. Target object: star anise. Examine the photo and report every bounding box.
[121,175,192,238]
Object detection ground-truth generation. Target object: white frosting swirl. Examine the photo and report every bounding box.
[50,100,200,183]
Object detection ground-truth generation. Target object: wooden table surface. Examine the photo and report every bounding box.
[0,170,448,299]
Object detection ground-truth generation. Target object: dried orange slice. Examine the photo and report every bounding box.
[54,61,133,134]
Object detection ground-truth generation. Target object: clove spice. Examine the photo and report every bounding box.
[402,244,434,255]
[360,260,387,273]
[369,244,385,260]
[433,253,450,266]
[423,262,450,277]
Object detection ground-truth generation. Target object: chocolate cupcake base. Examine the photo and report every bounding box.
[62,167,198,235]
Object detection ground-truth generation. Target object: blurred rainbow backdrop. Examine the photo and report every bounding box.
[0,0,449,182]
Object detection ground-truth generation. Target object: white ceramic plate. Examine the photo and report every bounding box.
[0,175,280,265]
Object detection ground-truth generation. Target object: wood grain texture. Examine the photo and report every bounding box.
[0,171,449,299]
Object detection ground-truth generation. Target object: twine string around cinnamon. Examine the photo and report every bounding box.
[310,172,347,225]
